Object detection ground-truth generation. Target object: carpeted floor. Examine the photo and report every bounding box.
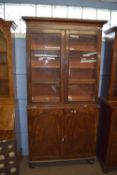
[19,157,117,175]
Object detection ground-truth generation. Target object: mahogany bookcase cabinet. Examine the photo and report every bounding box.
[0,18,16,141]
[0,18,19,175]
[98,27,117,173]
[23,17,106,166]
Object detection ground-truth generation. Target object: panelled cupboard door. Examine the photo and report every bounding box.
[28,109,63,160]
[29,30,64,104]
[63,106,98,158]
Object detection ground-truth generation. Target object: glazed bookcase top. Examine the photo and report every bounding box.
[23,17,106,105]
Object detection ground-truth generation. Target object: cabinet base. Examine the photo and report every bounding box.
[28,157,96,168]
[97,157,110,173]
[99,162,110,173]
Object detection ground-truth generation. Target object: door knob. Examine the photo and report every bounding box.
[61,138,64,142]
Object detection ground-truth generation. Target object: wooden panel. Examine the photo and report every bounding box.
[110,133,117,165]
[112,112,117,131]
[28,108,63,160]
[0,105,15,140]
[109,111,117,165]
[97,100,111,165]
[63,106,98,158]
[0,131,14,141]
[97,100,117,172]
[0,79,9,97]
[0,105,15,130]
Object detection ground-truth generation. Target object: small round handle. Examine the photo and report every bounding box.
[61,138,64,142]
[74,110,76,114]
[84,104,87,108]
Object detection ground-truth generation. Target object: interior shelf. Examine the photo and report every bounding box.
[69,79,96,84]
[68,95,95,102]
[31,54,60,58]
[0,77,8,80]
[31,45,60,51]
[32,96,60,102]
[69,46,96,52]
[69,63,96,69]
[31,61,60,68]
[0,51,7,54]
[32,80,59,85]
[0,63,7,65]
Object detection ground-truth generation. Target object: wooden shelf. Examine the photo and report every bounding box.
[68,95,95,102]
[69,79,96,84]
[69,46,96,52]
[31,45,60,51]
[32,54,60,58]
[32,80,59,85]
[0,77,8,80]
[31,61,60,68]
[32,96,59,102]
[69,63,96,69]
[0,51,7,53]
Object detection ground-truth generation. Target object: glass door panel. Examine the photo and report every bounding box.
[32,84,59,102]
[0,31,9,97]
[30,32,62,103]
[68,84,95,102]
[67,32,98,102]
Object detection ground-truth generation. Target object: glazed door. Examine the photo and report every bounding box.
[0,30,10,98]
[28,109,63,160]
[63,106,98,158]
[29,30,64,103]
[65,31,99,102]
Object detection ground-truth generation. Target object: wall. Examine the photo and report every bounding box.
[14,37,28,155]
[0,0,117,9]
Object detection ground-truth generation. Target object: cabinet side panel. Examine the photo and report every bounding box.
[100,40,113,98]
[97,100,112,165]
[0,105,15,140]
